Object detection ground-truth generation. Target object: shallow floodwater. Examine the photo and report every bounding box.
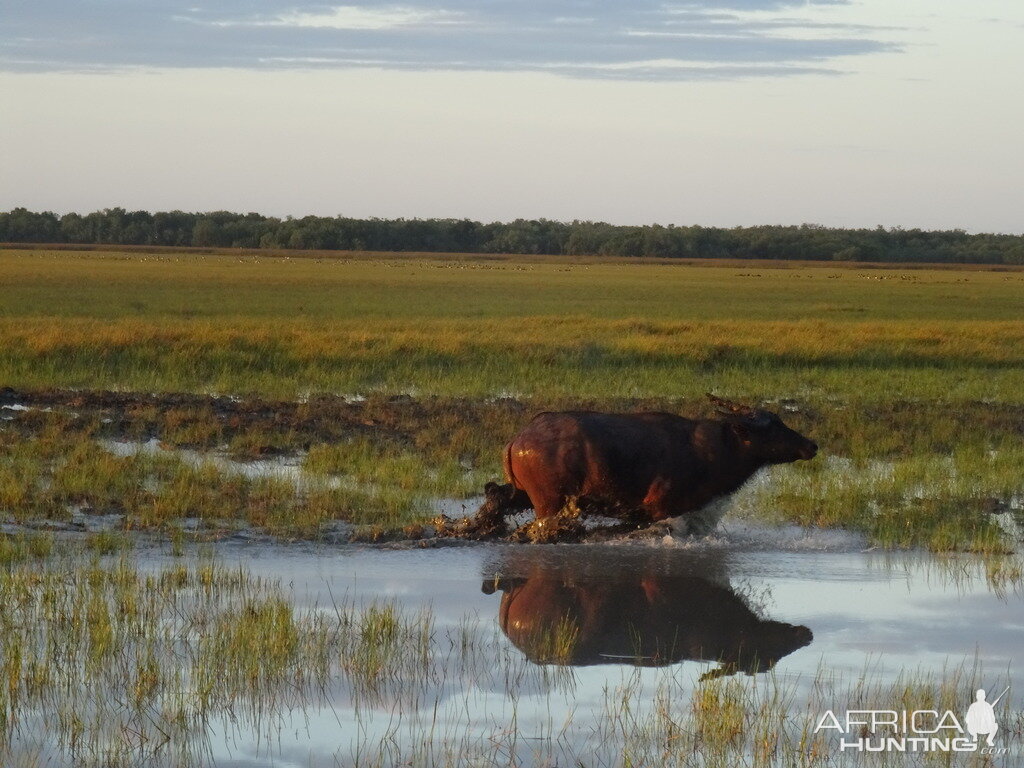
[109,520,1020,767]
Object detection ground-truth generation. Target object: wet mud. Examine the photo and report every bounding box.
[4,386,1023,548]
[5,385,1024,457]
[430,483,665,544]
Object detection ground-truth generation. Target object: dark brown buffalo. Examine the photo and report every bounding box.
[482,555,812,677]
[488,395,817,532]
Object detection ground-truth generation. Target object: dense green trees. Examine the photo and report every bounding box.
[1,207,1021,264]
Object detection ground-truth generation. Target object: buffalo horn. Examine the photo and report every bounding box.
[706,393,748,413]
[706,393,769,425]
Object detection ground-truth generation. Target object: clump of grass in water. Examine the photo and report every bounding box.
[226,426,303,459]
[986,554,1024,593]
[737,446,1024,553]
[196,596,300,702]
[514,615,581,665]
[0,532,53,566]
[1,540,1020,767]
[87,530,132,555]
[160,406,223,449]
[340,602,433,694]
[693,676,746,749]
[304,435,493,498]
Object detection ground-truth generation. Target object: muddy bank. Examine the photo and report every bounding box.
[429,483,697,545]
[4,386,1023,456]
[3,503,693,547]
[2,386,1022,552]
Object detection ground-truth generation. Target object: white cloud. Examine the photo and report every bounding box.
[217,5,465,31]
[3,0,1022,232]
[2,0,896,79]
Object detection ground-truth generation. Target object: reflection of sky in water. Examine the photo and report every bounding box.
[178,527,1024,765]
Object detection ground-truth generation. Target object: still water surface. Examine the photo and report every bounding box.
[179,520,1022,766]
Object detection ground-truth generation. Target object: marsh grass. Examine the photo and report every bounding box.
[1,250,1021,765]
[737,447,1024,553]
[86,529,133,555]
[0,548,417,765]
[0,544,1018,767]
[514,615,581,665]
[225,426,302,459]
[303,435,493,513]
[1,402,1022,550]
[0,532,53,567]
[2,249,1023,550]
[592,659,1013,768]
[6,317,1024,402]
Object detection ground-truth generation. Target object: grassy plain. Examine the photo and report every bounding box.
[1,249,1023,766]
[2,248,1024,400]
[1,248,1023,551]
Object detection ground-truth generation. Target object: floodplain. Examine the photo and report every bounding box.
[1,247,1022,765]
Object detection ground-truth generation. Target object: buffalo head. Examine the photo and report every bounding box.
[699,620,814,681]
[707,394,818,464]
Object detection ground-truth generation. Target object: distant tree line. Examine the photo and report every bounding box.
[2,207,1022,264]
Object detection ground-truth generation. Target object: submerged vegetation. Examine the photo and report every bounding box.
[0,544,1018,767]
[0,544,1015,765]
[0,546,440,766]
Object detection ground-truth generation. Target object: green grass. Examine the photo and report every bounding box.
[3,389,1023,551]
[1,249,1022,766]
[1,248,1023,551]
[735,447,1024,553]
[0,423,457,534]
[0,532,54,567]
[2,248,1024,400]
[4,249,1023,322]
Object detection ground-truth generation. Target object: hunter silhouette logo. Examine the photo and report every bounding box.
[814,685,1011,754]
[966,687,1007,747]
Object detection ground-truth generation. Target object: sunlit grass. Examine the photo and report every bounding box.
[4,316,1024,400]
[1,249,1024,400]
[736,446,1024,553]
[1,249,1023,550]
[1,249,1022,767]
[1,402,1022,550]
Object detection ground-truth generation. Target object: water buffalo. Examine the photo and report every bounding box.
[482,550,812,677]
[487,395,817,534]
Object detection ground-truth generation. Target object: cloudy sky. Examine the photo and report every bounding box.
[2,0,1022,232]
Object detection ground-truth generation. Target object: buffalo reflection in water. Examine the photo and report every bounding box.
[482,550,812,681]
